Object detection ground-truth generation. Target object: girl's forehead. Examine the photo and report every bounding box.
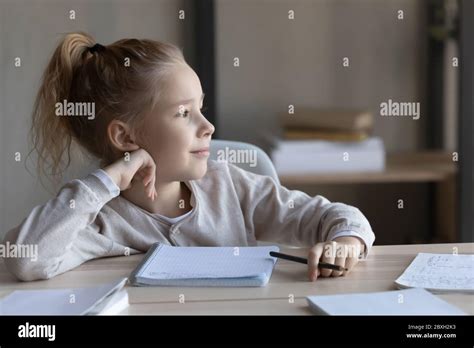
[166,65,200,94]
[162,66,203,107]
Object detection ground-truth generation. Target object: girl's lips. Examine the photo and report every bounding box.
[190,150,210,157]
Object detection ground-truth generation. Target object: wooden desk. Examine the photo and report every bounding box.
[0,243,472,315]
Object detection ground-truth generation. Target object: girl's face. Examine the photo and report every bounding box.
[139,63,215,182]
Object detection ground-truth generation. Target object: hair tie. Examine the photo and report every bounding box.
[88,43,106,54]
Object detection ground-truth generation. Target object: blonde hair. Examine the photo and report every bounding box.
[30,32,185,186]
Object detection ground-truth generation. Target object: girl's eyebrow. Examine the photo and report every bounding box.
[171,93,205,108]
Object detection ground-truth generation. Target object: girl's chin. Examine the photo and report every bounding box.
[184,163,208,181]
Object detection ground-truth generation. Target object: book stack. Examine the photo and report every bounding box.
[268,109,385,175]
[281,109,374,141]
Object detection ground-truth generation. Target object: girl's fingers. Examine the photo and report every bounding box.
[308,243,324,281]
[149,169,156,200]
[331,243,350,277]
[320,241,337,277]
[306,240,363,281]
[143,173,152,187]
[144,175,153,198]
[343,257,359,275]
[332,251,347,277]
[344,243,362,273]
[149,174,154,195]
[148,179,154,198]
[140,157,156,200]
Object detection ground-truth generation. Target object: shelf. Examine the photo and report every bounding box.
[279,151,457,185]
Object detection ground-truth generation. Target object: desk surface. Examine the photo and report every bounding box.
[1,243,473,315]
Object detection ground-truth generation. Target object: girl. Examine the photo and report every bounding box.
[3,32,375,282]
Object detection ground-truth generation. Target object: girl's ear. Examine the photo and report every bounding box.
[107,120,140,152]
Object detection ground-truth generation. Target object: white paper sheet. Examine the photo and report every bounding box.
[395,253,474,293]
[307,288,466,315]
[0,278,127,315]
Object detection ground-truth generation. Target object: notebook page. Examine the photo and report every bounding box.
[395,253,474,292]
[137,245,279,279]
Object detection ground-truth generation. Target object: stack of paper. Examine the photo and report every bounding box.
[0,278,128,315]
[307,288,466,315]
[129,243,279,287]
[89,289,129,315]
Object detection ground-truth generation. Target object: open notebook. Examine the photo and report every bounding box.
[395,253,474,293]
[129,243,279,287]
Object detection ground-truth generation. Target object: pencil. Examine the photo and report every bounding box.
[269,251,348,272]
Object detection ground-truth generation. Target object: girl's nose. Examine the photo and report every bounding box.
[199,117,215,138]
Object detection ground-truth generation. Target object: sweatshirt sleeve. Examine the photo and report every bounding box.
[2,173,124,281]
[227,163,376,256]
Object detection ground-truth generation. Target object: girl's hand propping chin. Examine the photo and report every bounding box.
[307,236,365,282]
[103,148,158,200]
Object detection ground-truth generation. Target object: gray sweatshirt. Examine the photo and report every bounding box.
[2,160,375,281]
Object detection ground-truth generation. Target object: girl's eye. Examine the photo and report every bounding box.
[177,109,190,118]
[177,106,207,118]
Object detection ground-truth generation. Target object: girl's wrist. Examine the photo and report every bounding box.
[103,163,124,189]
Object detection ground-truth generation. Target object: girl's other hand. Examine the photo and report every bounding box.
[307,236,365,281]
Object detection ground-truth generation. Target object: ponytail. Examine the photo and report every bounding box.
[30,32,95,185]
